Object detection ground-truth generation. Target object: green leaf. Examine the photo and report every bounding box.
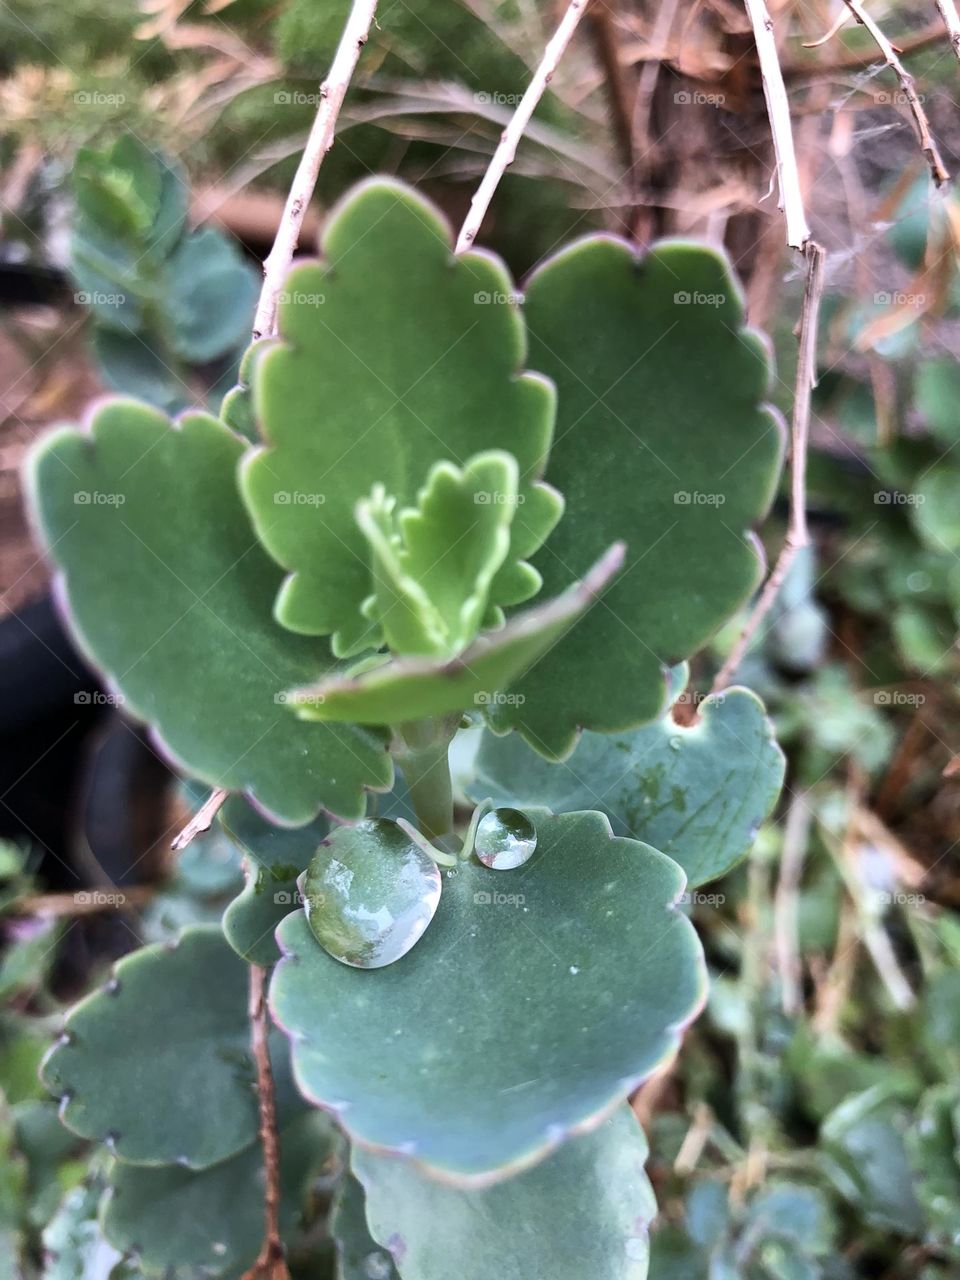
[821,1086,925,1235]
[472,686,783,888]
[26,402,392,824]
[905,1085,960,1258]
[41,1178,122,1280]
[331,1175,401,1280]
[219,796,327,966]
[357,451,526,657]
[911,463,960,555]
[289,543,623,725]
[164,228,258,364]
[916,358,960,446]
[353,1103,655,1279]
[102,1112,335,1277]
[487,236,783,757]
[91,328,188,414]
[240,178,558,654]
[40,927,258,1169]
[270,810,704,1184]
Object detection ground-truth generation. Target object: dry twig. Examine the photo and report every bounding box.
[242,965,288,1280]
[456,0,593,253]
[252,0,379,337]
[934,0,960,63]
[841,0,949,186]
[171,786,228,850]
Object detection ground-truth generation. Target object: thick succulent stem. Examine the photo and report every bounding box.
[396,716,458,843]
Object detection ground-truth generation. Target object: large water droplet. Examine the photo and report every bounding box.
[474,808,537,870]
[302,819,441,969]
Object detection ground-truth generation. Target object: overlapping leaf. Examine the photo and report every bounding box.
[472,687,784,887]
[270,810,704,1184]
[353,1104,656,1280]
[102,1113,335,1276]
[40,927,256,1169]
[219,796,328,966]
[289,543,623,724]
[357,451,524,657]
[27,402,392,824]
[487,236,784,756]
[239,178,559,653]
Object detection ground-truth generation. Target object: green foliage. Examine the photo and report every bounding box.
[270,810,704,1183]
[70,135,257,414]
[353,1104,656,1279]
[487,236,783,756]
[40,928,258,1169]
[102,1112,335,1276]
[240,179,558,654]
[473,685,784,887]
[28,404,392,824]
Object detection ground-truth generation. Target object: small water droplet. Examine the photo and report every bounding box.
[103,976,121,996]
[104,1130,120,1153]
[624,1236,646,1261]
[364,1252,393,1279]
[475,808,537,870]
[302,820,441,969]
[569,965,580,975]
[212,1242,227,1256]
[668,736,681,751]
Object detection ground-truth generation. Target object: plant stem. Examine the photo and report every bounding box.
[396,717,457,843]
[243,963,288,1280]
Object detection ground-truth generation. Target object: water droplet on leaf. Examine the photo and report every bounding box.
[302,819,441,969]
[364,1252,393,1280]
[474,808,537,870]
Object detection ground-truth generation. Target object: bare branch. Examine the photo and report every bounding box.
[711,240,825,693]
[252,0,379,338]
[935,0,960,64]
[841,0,949,185]
[742,0,811,248]
[456,0,592,253]
[242,964,288,1280]
[171,786,228,851]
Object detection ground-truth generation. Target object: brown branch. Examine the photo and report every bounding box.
[171,786,229,851]
[786,18,950,77]
[934,0,960,64]
[252,0,380,337]
[712,240,825,693]
[587,1,635,177]
[456,0,593,253]
[242,964,288,1280]
[841,0,949,186]
[774,790,811,1014]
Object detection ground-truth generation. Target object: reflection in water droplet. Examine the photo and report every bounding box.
[668,736,682,751]
[303,820,441,969]
[474,808,537,870]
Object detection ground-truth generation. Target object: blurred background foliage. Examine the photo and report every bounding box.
[2,0,960,1276]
